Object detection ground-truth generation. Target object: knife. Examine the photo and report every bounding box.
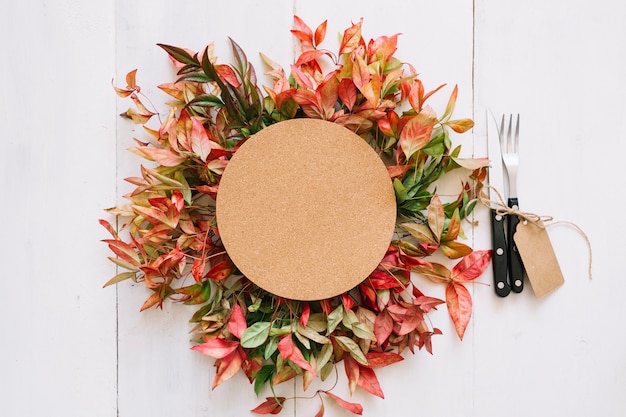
[486,111,510,297]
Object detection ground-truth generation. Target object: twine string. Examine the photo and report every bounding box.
[476,185,593,280]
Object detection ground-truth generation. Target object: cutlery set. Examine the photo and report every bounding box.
[487,112,525,297]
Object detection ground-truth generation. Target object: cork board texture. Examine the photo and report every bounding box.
[216,119,396,300]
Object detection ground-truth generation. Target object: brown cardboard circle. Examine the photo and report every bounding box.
[216,119,396,301]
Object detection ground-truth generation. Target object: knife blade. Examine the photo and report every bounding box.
[486,110,510,297]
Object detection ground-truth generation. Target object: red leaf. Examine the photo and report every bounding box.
[338,78,357,110]
[446,282,473,340]
[205,260,233,280]
[99,219,118,239]
[214,64,241,88]
[191,256,206,282]
[344,355,360,395]
[357,366,384,398]
[364,351,404,368]
[251,397,286,415]
[212,349,243,389]
[299,303,310,327]
[277,335,317,375]
[451,250,492,282]
[373,308,393,346]
[324,391,363,415]
[291,15,313,47]
[191,338,239,359]
[341,293,354,312]
[228,303,247,339]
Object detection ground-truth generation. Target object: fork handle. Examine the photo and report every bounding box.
[491,209,510,297]
[507,197,525,293]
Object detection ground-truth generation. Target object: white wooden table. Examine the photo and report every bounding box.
[1,1,624,416]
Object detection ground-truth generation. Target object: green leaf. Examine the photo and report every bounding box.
[254,365,275,395]
[157,44,198,66]
[327,305,344,335]
[240,321,271,348]
[334,336,368,365]
[317,343,334,372]
[351,322,376,340]
[393,178,407,204]
[264,337,279,360]
[186,94,224,109]
[103,271,136,287]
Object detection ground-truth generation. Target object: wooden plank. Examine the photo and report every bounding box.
[0,1,118,416]
[473,1,626,416]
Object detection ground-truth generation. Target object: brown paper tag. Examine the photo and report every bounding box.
[513,220,565,298]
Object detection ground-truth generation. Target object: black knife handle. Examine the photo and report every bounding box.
[490,209,510,297]
[507,198,525,293]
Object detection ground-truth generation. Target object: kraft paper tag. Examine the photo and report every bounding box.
[514,220,565,298]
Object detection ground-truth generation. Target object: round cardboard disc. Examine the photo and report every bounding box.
[216,119,396,301]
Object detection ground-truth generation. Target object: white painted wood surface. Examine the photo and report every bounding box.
[1,0,624,416]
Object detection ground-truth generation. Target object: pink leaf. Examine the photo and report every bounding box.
[277,335,317,376]
[445,282,473,340]
[357,366,385,399]
[190,117,212,162]
[451,250,492,282]
[191,338,239,359]
[228,303,247,339]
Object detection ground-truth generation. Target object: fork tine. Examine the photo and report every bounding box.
[499,114,506,149]
[513,114,520,154]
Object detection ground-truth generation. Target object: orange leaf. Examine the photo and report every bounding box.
[324,391,363,415]
[428,195,445,242]
[351,55,371,89]
[399,113,435,160]
[212,349,243,389]
[446,282,472,340]
[364,351,404,368]
[338,78,357,110]
[134,146,186,167]
[291,16,313,47]
[446,118,475,133]
[440,241,473,259]
[251,396,286,415]
[314,20,327,46]
[295,50,328,67]
[139,292,161,312]
[205,260,234,280]
[357,366,384,398]
[339,18,363,55]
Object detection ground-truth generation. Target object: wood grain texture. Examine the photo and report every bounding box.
[0,1,118,416]
[1,0,624,416]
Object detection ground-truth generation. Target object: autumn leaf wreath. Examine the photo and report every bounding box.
[101,16,491,415]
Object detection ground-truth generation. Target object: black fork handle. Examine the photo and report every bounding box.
[507,197,524,293]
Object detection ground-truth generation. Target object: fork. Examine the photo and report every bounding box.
[500,114,525,293]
